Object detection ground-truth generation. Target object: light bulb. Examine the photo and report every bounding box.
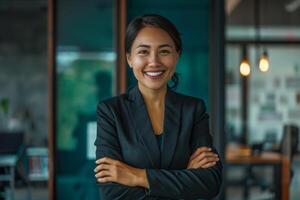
[259,53,269,72]
[240,59,251,76]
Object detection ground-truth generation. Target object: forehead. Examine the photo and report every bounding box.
[132,26,175,47]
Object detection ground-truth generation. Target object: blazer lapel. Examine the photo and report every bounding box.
[126,86,161,168]
[161,89,181,169]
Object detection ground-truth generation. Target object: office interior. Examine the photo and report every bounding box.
[0,0,299,199]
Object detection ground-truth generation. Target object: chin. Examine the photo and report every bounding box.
[140,82,167,91]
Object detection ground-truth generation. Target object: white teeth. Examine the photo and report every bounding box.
[144,71,163,77]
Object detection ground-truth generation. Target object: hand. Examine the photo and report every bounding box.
[94,157,149,188]
[187,147,219,169]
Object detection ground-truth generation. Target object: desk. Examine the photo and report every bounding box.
[226,144,290,200]
[0,154,17,200]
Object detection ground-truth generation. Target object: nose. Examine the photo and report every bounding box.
[148,52,161,67]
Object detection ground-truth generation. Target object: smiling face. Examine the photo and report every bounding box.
[126,26,179,92]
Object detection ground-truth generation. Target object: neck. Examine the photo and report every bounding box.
[138,84,167,107]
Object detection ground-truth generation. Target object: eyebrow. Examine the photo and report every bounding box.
[136,44,173,49]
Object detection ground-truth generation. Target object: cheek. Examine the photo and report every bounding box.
[165,59,177,72]
[164,54,178,66]
[166,59,177,78]
[131,58,145,70]
[131,60,145,78]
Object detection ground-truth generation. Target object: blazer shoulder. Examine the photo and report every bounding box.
[171,91,206,108]
[97,93,129,111]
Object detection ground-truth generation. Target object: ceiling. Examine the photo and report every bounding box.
[226,0,300,26]
[2,0,300,27]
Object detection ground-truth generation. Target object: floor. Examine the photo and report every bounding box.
[14,187,47,200]
[0,183,47,200]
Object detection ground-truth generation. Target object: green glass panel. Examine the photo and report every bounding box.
[55,0,115,199]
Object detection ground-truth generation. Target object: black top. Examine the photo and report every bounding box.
[155,133,164,152]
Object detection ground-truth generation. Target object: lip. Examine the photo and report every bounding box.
[143,70,166,73]
[143,70,165,79]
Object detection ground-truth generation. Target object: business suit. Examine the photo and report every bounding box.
[95,85,222,200]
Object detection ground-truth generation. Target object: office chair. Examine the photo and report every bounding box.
[0,131,23,154]
[238,124,299,200]
[278,124,299,180]
[0,131,31,200]
[257,125,298,199]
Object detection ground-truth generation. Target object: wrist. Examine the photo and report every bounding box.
[134,168,149,188]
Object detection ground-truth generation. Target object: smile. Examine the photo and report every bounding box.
[143,70,165,78]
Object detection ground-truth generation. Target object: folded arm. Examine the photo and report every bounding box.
[145,158,222,199]
[144,100,222,199]
[95,102,147,200]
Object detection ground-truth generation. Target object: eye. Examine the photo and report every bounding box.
[159,49,171,56]
[137,49,149,55]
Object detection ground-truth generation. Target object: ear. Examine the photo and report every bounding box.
[174,51,180,65]
[177,50,182,57]
[126,53,132,68]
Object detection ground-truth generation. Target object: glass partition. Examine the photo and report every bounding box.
[55,0,115,199]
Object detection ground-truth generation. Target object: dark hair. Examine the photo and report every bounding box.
[125,14,181,90]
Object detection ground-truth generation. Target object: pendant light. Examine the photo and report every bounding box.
[240,45,251,76]
[255,0,270,73]
[259,49,270,72]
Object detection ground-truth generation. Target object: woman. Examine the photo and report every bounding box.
[94,14,222,200]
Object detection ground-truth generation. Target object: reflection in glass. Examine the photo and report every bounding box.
[55,0,115,199]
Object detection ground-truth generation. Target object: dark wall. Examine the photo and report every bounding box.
[0,4,48,146]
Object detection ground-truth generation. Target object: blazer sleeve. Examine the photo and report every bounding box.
[145,100,223,200]
[95,102,148,200]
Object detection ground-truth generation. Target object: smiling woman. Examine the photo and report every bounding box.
[127,26,179,92]
[94,14,222,200]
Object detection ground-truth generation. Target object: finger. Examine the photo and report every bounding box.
[192,160,217,169]
[196,156,219,167]
[97,176,112,183]
[97,157,119,165]
[95,169,110,178]
[187,153,218,169]
[187,164,193,169]
[186,160,194,169]
[191,152,217,163]
[95,157,111,164]
[200,162,217,169]
[198,152,218,161]
[98,157,113,164]
[94,163,110,173]
[190,147,211,161]
[190,147,210,159]
[189,153,215,168]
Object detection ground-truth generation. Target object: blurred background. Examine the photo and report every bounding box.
[0,0,299,200]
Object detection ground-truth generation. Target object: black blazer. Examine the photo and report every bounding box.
[95,86,222,200]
